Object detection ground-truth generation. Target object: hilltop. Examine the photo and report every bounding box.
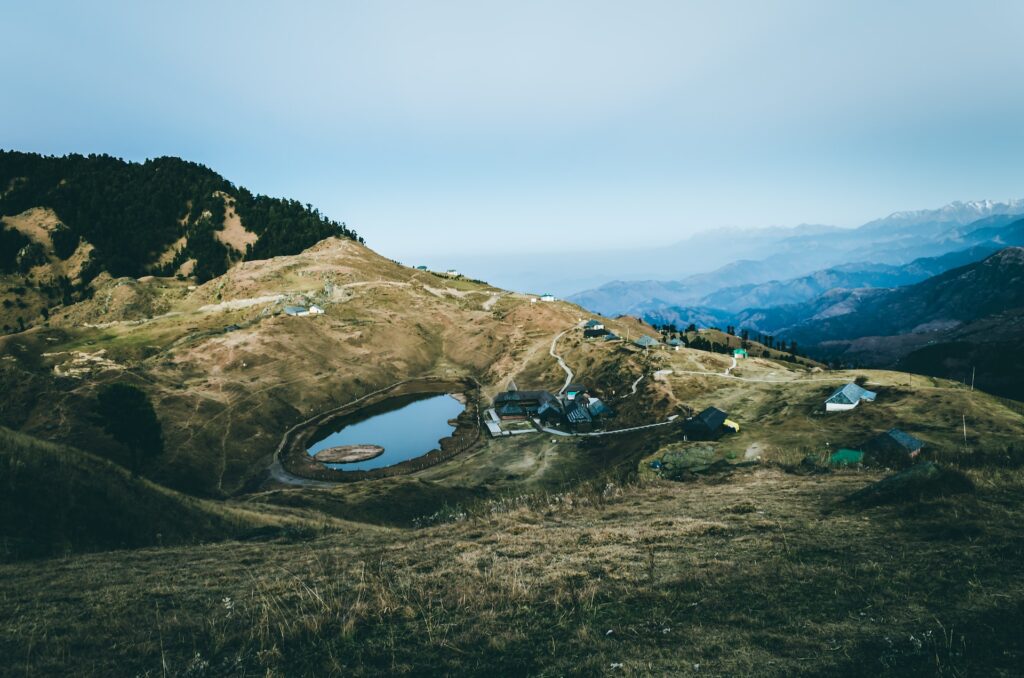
[0,151,361,333]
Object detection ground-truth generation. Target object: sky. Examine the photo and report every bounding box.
[3,1,1024,260]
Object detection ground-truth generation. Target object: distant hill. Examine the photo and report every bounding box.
[774,248,1024,345]
[698,244,1007,312]
[640,247,1024,399]
[569,207,1024,317]
[639,236,1022,328]
[0,151,361,281]
[0,150,363,333]
[761,249,1024,398]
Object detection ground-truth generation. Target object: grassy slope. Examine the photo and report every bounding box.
[2,465,1022,676]
[0,238,600,496]
[0,427,343,560]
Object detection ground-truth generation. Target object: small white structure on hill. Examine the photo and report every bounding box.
[825,383,877,412]
[284,304,325,317]
[540,293,555,302]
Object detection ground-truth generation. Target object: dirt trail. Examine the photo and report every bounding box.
[550,324,579,395]
[482,293,502,311]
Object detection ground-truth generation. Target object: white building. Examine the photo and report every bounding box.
[825,383,877,412]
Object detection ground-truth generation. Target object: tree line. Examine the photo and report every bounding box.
[0,151,363,284]
[654,322,802,363]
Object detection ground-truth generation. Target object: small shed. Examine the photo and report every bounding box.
[829,448,864,466]
[733,348,748,358]
[634,334,660,349]
[861,428,924,468]
[584,319,605,331]
[604,332,621,342]
[284,305,307,316]
[540,293,555,302]
[667,338,684,351]
[825,383,877,412]
[684,407,730,441]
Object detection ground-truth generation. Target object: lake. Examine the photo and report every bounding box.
[306,393,465,471]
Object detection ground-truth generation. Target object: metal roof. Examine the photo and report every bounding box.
[686,406,727,433]
[826,383,877,405]
[885,428,924,451]
[565,400,593,423]
[634,334,660,347]
[587,397,612,417]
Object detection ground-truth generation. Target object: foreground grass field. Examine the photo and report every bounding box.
[2,462,1022,676]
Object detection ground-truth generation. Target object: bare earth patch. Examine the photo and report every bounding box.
[213,191,258,253]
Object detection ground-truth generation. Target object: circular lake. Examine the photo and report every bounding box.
[306,393,465,471]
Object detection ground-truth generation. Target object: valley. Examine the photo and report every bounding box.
[2,155,1024,677]
[3,227,1023,676]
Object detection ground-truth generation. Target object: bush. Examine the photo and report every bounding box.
[96,383,164,471]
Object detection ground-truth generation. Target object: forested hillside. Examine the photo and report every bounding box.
[0,151,361,282]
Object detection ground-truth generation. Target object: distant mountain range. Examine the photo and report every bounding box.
[785,248,1024,400]
[644,246,1024,399]
[570,202,1024,316]
[564,202,1024,400]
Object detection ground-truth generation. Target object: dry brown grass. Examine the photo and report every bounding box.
[2,465,1022,676]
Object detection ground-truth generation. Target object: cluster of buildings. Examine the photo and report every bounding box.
[490,383,613,433]
[484,316,927,469]
[414,265,461,277]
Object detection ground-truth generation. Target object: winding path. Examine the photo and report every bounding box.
[550,324,580,395]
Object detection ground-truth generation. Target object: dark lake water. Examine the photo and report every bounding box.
[306,394,465,471]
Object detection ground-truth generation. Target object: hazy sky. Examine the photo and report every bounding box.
[3,1,1024,258]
